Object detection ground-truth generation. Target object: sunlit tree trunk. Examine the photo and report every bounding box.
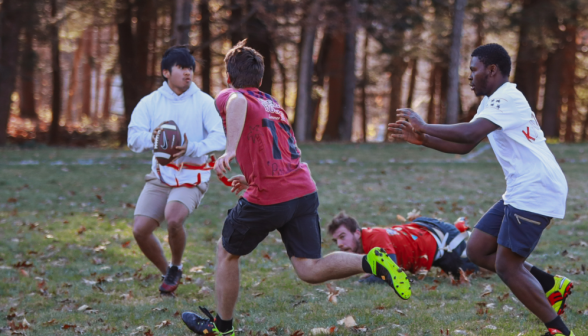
[93,27,102,122]
[446,0,467,124]
[48,0,62,145]
[81,28,93,118]
[0,0,23,145]
[386,54,408,141]
[65,37,83,123]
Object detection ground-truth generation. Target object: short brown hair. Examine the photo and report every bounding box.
[224,39,264,89]
[327,211,360,235]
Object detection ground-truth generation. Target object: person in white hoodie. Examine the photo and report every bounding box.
[127,46,226,295]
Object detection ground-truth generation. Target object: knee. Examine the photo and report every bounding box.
[494,259,515,282]
[216,239,240,263]
[466,245,482,265]
[294,264,321,284]
[133,220,153,240]
[166,216,185,232]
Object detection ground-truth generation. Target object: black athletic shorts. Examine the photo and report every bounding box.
[221,192,321,258]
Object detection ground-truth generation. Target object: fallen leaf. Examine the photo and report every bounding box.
[42,319,58,326]
[251,292,264,297]
[121,240,131,248]
[77,226,86,235]
[198,286,213,296]
[336,315,357,328]
[77,305,91,311]
[290,330,304,336]
[407,209,421,221]
[96,195,105,203]
[503,305,513,312]
[326,283,339,304]
[152,307,168,312]
[262,252,272,260]
[497,293,510,301]
[480,284,493,297]
[62,324,77,330]
[394,308,405,316]
[155,320,171,328]
[7,197,18,203]
[310,326,337,335]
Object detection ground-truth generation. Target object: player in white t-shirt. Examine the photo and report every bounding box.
[388,44,574,336]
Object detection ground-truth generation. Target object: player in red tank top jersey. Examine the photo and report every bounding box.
[215,87,316,205]
[181,40,412,336]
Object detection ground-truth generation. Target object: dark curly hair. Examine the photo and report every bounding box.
[471,43,511,77]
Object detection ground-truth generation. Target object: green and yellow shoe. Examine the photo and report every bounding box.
[544,329,575,336]
[181,307,235,335]
[546,275,573,315]
[365,247,411,300]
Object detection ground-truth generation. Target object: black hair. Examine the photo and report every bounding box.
[161,46,196,82]
[471,43,512,77]
[224,39,264,88]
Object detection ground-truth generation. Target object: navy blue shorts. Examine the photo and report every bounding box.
[475,199,552,258]
[221,192,321,258]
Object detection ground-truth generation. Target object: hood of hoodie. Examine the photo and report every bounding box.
[157,81,200,102]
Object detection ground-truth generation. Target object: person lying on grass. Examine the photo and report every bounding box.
[328,212,479,283]
[388,43,574,336]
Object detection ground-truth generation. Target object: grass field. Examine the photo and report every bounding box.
[0,143,587,335]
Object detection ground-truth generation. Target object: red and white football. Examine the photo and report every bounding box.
[153,120,182,166]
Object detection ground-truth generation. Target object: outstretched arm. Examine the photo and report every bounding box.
[395,108,498,144]
[388,120,480,154]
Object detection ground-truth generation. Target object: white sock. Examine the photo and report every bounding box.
[170,263,183,270]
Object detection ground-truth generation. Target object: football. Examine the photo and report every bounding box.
[154,120,182,166]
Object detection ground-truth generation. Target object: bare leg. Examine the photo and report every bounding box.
[495,245,557,322]
[466,228,535,272]
[215,239,241,320]
[133,215,168,274]
[164,201,189,266]
[290,252,364,284]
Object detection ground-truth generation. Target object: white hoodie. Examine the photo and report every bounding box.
[128,81,226,187]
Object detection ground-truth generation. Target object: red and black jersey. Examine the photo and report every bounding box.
[215,88,316,205]
[361,224,437,274]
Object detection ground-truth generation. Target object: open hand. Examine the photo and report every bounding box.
[228,174,248,195]
[388,120,426,145]
[396,108,426,133]
[214,151,236,177]
[173,133,189,159]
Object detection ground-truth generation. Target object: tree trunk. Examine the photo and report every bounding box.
[542,48,564,138]
[513,0,545,113]
[48,0,62,145]
[446,0,467,124]
[386,56,408,141]
[427,64,438,123]
[340,0,358,141]
[406,58,418,109]
[245,1,273,94]
[65,37,83,123]
[173,0,192,45]
[562,4,578,143]
[102,67,114,121]
[230,0,244,45]
[322,31,346,141]
[0,0,23,145]
[93,27,102,122]
[360,33,370,142]
[136,0,153,96]
[117,0,139,145]
[19,26,37,119]
[199,0,211,94]
[81,28,93,118]
[308,31,331,141]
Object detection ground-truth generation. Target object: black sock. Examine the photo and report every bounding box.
[361,255,372,274]
[545,316,570,336]
[530,266,555,292]
[215,314,233,333]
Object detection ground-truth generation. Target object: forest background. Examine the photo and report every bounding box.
[1,0,587,147]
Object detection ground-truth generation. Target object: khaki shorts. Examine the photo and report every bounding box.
[134,172,208,224]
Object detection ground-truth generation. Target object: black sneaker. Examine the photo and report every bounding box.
[182,306,221,335]
[159,265,182,294]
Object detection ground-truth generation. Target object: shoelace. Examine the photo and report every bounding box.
[198,306,215,321]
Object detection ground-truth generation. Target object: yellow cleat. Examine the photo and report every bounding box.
[365,247,411,300]
[546,275,573,315]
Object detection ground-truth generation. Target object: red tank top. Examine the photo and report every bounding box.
[215,88,317,205]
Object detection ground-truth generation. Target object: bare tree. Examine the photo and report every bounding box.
[48,0,62,144]
[294,0,320,141]
[173,0,192,45]
[0,0,23,145]
[446,0,467,124]
[199,0,212,94]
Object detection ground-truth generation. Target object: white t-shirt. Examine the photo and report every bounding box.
[471,82,567,218]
